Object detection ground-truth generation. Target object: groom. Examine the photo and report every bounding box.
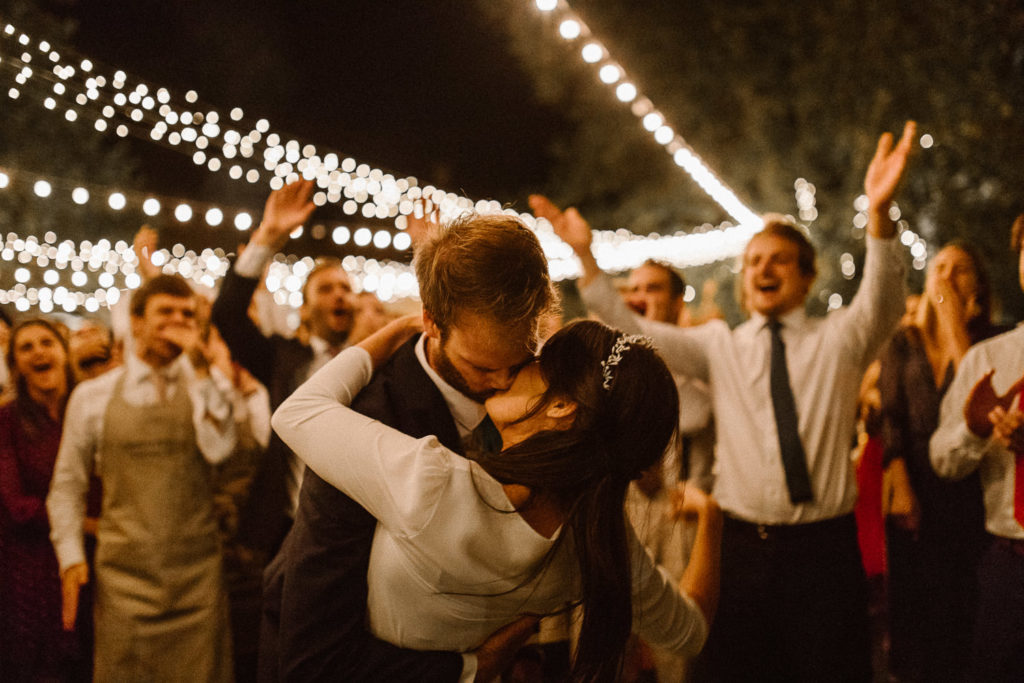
[257,187,558,682]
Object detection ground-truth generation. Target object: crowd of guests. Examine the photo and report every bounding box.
[1,119,1023,683]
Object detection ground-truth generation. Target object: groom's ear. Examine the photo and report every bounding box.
[422,309,441,340]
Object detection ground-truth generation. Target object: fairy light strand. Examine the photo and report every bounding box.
[531,0,763,230]
[1,15,938,313]
[0,15,762,268]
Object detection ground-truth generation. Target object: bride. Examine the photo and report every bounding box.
[272,315,722,682]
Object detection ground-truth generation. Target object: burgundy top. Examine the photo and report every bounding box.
[0,398,83,678]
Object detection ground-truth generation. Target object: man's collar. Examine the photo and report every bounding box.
[128,351,183,382]
[414,334,487,434]
[309,335,330,355]
[309,334,346,356]
[750,306,807,330]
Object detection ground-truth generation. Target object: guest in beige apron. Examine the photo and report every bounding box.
[92,369,232,681]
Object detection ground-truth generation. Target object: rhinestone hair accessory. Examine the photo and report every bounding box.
[600,333,653,390]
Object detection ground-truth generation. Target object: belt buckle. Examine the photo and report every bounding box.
[757,524,769,540]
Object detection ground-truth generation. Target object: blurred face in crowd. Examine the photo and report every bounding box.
[626,264,683,324]
[928,245,980,314]
[0,318,11,358]
[1013,244,1024,292]
[302,267,356,346]
[12,323,69,399]
[132,294,198,367]
[742,233,814,317]
[356,291,393,332]
[425,310,535,404]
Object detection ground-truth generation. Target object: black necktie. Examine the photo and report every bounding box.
[768,319,813,504]
[464,415,503,459]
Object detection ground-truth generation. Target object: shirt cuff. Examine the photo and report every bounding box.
[235,243,274,278]
[205,366,236,423]
[459,652,478,683]
[54,537,87,573]
[955,422,992,460]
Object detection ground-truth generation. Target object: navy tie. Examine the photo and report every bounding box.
[464,415,503,459]
[768,319,813,504]
[476,415,503,454]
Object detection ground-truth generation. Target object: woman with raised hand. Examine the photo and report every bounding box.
[0,318,84,681]
[272,315,722,682]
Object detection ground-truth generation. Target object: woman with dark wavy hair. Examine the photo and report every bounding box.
[273,316,722,682]
[0,318,82,681]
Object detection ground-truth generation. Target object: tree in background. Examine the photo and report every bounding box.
[0,0,140,242]
[479,0,1024,320]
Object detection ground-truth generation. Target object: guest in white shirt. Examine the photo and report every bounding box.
[538,122,916,682]
[47,274,237,682]
[930,212,1024,683]
[273,315,724,683]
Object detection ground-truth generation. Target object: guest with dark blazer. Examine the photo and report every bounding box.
[212,181,361,680]
[212,266,318,561]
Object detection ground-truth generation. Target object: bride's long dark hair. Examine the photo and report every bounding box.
[477,319,680,682]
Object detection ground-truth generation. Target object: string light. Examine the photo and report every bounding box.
[850,193,927,271]
[0,21,434,233]
[0,227,420,312]
[1,15,761,268]
[530,0,763,230]
[0,164,412,251]
[0,14,934,303]
[794,178,817,224]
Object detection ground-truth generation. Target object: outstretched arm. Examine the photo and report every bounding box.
[212,179,317,384]
[864,121,916,240]
[530,194,601,288]
[534,193,712,379]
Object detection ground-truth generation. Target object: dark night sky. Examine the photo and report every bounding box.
[57,0,567,210]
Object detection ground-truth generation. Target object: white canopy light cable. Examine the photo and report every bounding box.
[0,15,764,292]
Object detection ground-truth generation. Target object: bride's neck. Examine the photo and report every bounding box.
[503,485,562,539]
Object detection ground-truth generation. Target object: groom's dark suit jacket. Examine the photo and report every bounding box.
[260,334,465,682]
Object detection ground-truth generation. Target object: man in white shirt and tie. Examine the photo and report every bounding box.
[541,122,916,682]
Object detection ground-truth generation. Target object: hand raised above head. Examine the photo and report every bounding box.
[406,197,440,248]
[251,179,317,250]
[133,224,161,281]
[529,194,592,256]
[864,120,917,211]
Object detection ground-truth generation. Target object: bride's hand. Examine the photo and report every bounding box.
[357,313,424,369]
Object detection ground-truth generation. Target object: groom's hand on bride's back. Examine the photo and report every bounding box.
[472,615,542,682]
